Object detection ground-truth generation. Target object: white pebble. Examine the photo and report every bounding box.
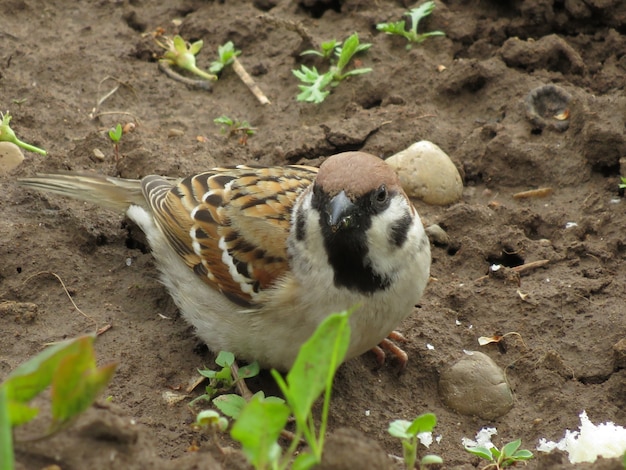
[386,141,463,205]
[0,142,25,174]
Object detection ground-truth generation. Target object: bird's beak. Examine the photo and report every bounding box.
[327,190,356,232]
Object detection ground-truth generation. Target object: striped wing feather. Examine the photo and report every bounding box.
[143,165,318,307]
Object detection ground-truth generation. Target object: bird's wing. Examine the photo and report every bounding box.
[142,165,318,307]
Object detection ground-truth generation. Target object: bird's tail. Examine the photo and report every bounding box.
[18,173,147,212]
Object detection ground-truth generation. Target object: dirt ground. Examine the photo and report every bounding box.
[1,0,626,468]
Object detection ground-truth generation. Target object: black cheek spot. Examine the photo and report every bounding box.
[389,213,412,247]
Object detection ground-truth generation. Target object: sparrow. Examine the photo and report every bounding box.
[18,151,431,371]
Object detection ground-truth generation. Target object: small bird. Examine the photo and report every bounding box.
[19,152,431,371]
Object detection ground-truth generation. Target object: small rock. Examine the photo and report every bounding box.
[317,428,391,470]
[0,142,25,174]
[92,148,106,161]
[167,128,185,138]
[386,141,463,205]
[425,224,450,246]
[438,350,513,420]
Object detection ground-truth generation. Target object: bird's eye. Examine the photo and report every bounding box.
[372,185,389,209]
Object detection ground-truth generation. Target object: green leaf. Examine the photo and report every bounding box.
[213,393,247,419]
[50,347,116,432]
[336,33,360,72]
[6,401,38,427]
[238,361,260,379]
[231,395,290,469]
[0,386,15,470]
[194,409,228,432]
[406,2,436,36]
[293,65,333,103]
[215,351,235,367]
[108,123,122,142]
[388,419,411,439]
[3,336,90,403]
[421,454,443,465]
[406,412,437,436]
[292,451,318,470]
[189,40,203,56]
[214,116,234,126]
[512,449,534,460]
[273,311,351,431]
[501,439,521,458]
[465,446,495,461]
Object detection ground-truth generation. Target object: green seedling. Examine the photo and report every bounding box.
[213,390,285,421]
[388,413,443,470]
[108,123,123,161]
[0,335,116,469]
[214,115,256,144]
[301,39,342,61]
[231,309,354,470]
[192,409,229,442]
[376,1,445,49]
[190,351,260,406]
[619,176,626,191]
[210,41,242,75]
[293,32,372,103]
[0,111,47,155]
[465,438,534,469]
[156,34,217,81]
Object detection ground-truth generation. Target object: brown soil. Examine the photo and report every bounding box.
[2,0,626,469]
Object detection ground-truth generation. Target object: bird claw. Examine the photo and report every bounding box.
[370,330,409,372]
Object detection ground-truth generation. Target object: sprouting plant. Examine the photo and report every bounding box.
[0,111,47,155]
[108,123,123,161]
[388,413,443,470]
[155,34,217,81]
[293,32,372,104]
[0,335,116,469]
[465,438,534,469]
[301,39,342,61]
[214,115,256,144]
[190,351,260,406]
[192,409,229,439]
[210,41,242,75]
[230,309,354,470]
[376,1,445,49]
[619,176,626,191]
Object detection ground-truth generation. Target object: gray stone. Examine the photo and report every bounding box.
[439,350,513,420]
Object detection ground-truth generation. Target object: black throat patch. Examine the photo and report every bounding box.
[313,187,392,294]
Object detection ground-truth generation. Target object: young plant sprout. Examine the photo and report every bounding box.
[465,438,534,469]
[377,1,445,49]
[189,351,260,406]
[214,115,256,145]
[108,123,123,161]
[155,34,217,85]
[0,111,47,155]
[231,309,354,470]
[388,413,443,470]
[0,335,116,468]
[293,32,372,104]
[210,41,242,75]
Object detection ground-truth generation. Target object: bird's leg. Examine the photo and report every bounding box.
[371,330,409,371]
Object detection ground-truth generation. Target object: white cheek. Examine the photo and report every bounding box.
[366,197,422,273]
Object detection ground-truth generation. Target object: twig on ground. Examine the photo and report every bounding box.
[232,57,270,105]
